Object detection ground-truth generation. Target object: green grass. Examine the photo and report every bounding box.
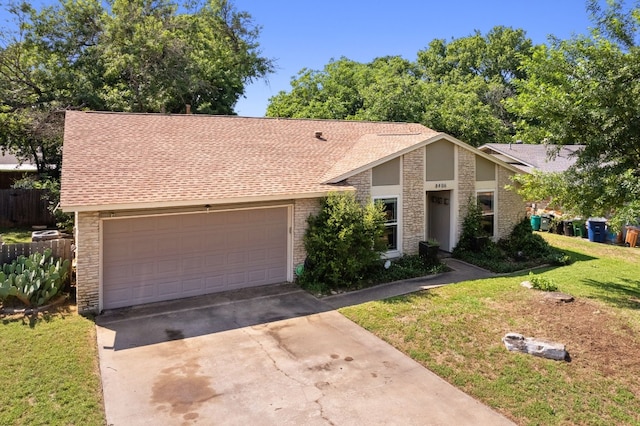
[0,306,105,425]
[341,233,640,425]
[0,227,33,244]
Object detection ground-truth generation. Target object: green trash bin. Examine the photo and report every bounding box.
[540,215,551,232]
[530,215,541,231]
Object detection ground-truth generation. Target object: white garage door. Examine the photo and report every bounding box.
[102,207,288,309]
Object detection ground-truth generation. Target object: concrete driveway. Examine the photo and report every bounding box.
[96,281,514,425]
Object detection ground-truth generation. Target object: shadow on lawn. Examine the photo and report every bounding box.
[551,247,597,263]
[1,303,75,328]
[580,277,640,310]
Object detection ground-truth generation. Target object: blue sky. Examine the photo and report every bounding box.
[233,0,597,117]
[0,0,598,116]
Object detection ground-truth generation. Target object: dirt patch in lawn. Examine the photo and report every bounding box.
[504,292,640,392]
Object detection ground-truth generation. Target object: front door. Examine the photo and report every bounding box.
[427,190,451,251]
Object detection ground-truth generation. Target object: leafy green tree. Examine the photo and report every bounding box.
[267,26,533,146]
[416,26,533,145]
[507,0,640,229]
[0,0,273,174]
[266,58,365,119]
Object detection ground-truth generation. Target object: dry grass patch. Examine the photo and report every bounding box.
[342,235,640,425]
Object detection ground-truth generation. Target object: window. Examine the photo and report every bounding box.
[477,191,495,237]
[378,198,398,251]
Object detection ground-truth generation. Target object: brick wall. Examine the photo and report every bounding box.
[402,149,425,255]
[456,148,476,243]
[497,167,525,239]
[75,211,100,314]
[346,170,371,204]
[292,197,322,268]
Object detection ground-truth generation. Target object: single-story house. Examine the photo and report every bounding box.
[61,111,525,314]
[478,143,585,216]
[478,143,584,174]
[0,150,38,189]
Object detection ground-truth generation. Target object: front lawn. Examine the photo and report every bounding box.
[0,306,105,425]
[341,234,640,425]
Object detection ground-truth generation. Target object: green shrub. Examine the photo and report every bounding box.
[367,255,446,285]
[527,271,558,292]
[453,209,573,273]
[0,249,71,307]
[298,192,387,292]
[498,217,552,259]
[452,197,486,256]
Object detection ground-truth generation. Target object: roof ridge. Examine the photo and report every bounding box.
[70,110,433,128]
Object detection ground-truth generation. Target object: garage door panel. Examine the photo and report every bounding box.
[181,255,204,270]
[182,277,205,294]
[205,275,225,290]
[205,254,224,268]
[157,259,179,274]
[130,283,156,301]
[103,207,288,309]
[131,261,156,278]
[226,251,245,265]
[157,280,181,297]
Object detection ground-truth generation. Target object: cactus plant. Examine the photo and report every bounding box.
[0,249,70,307]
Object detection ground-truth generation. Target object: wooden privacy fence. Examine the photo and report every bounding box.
[0,238,74,265]
[0,189,56,228]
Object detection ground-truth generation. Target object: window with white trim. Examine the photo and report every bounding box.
[477,191,495,237]
[378,198,398,251]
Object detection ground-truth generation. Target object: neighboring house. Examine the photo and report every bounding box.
[60,111,525,314]
[0,150,38,189]
[478,143,584,174]
[478,143,585,215]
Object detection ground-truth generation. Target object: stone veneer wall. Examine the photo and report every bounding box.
[456,148,476,243]
[346,170,371,204]
[292,197,322,268]
[497,167,525,239]
[402,150,425,255]
[76,211,100,314]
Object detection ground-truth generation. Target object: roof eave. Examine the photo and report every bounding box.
[477,144,536,169]
[61,188,354,213]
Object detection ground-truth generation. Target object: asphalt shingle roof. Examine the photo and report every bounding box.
[479,143,584,174]
[61,111,435,210]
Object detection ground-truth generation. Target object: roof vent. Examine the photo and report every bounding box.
[314,131,323,139]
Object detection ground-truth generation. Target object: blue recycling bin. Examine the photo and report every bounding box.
[587,220,607,243]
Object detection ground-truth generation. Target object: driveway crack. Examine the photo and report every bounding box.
[241,327,306,386]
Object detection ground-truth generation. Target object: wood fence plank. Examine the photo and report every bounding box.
[0,189,56,228]
[0,239,73,265]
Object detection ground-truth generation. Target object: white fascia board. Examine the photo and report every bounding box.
[61,188,354,213]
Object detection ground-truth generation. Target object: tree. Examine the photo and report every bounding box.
[507,0,640,229]
[267,26,533,146]
[0,0,274,174]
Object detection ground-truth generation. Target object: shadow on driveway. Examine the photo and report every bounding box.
[96,283,331,351]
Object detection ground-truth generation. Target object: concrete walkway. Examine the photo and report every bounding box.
[96,259,512,425]
[322,257,495,308]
